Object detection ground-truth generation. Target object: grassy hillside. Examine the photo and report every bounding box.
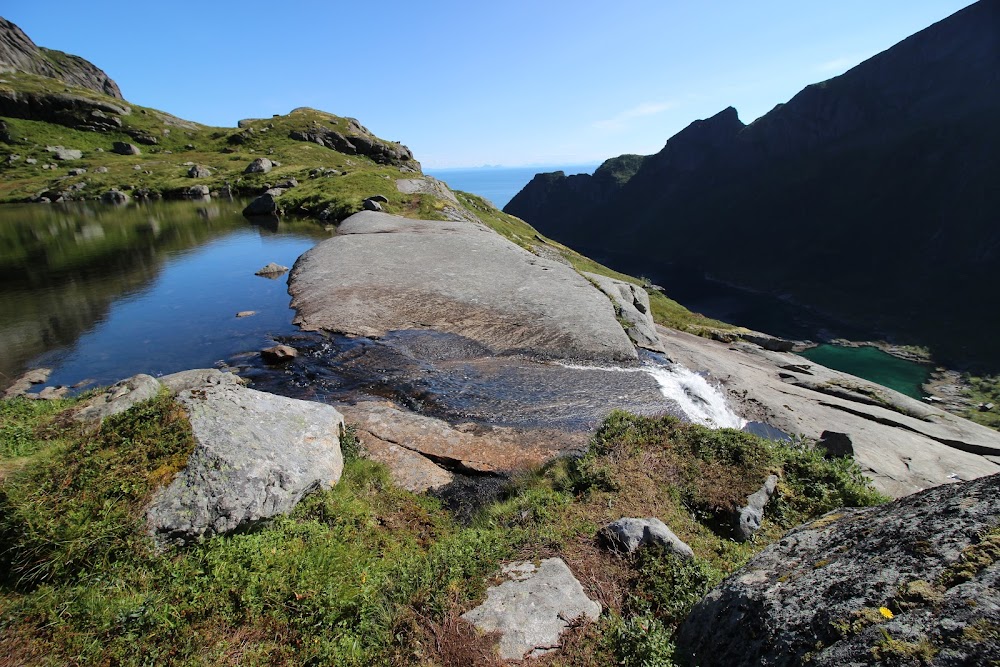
[0,393,885,666]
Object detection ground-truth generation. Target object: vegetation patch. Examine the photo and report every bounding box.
[0,395,887,665]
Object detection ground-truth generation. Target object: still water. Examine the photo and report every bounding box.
[798,344,931,400]
[0,200,329,392]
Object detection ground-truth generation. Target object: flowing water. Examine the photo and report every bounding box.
[1,200,751,434]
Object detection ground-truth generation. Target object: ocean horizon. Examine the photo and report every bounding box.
[426,163,600,209]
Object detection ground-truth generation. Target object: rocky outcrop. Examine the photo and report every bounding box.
[146,378,345,546]
[584,272,664,353]
[288,114,415,167]
[505,1,1000,370]
[462,558,601,660]
[675,473,1000,667]
[289,211,638,362]
[658,326,1000,498]
[0,17,122,98]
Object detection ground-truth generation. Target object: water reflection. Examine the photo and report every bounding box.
[0,201,330,392]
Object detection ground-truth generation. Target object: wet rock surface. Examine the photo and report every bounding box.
[675,473,1000,667]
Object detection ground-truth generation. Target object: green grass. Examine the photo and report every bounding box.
[960,373,1000,431]
[0,396,887,666]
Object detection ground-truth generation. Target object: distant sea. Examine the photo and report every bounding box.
[426,164,600,209]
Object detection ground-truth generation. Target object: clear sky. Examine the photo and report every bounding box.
[2,1,976,168]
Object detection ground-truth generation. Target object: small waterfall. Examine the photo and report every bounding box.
[557,359,746,430]
[640,363,746,430]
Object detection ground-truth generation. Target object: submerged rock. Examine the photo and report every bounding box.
[675,473,1000,667]
[146,381,345,545]
[462,558,601,660]
[254,261,289,277]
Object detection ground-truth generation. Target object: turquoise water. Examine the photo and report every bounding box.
[427,164,599,208]
[797,344,931,399]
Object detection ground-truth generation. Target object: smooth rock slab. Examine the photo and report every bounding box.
[147,382,344,545]
[462,558,601,660]
[289,211,637,362]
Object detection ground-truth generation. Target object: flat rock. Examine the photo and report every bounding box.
[146,382,345,545]
[584,272,664,352]
[73,373,162,425]
[289,211,637,362]
[341,402,559,488]
[462,557,601,660]
[675,473,1000,667]
[658,327,1000,497]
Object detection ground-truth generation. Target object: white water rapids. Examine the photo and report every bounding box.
[558,360,746,430]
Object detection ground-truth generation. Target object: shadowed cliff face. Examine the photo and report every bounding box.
[505,0,1000,370]
[0,17,122,99]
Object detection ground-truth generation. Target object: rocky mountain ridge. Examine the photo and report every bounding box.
[505,0,1000,370]
[0,17,121,98]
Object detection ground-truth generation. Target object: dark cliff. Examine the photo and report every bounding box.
[505,0,1000,370]
[0,17,122,98]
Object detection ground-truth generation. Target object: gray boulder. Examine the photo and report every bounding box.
[676,473,1000,667]
[3,368,51,398]
[244,157,273,174]
[599,517,694,558]
[184,184,210,199]
[112,141,141,156]
[73,373,162,425]
[68,167,86,176]
[734,474,779,542]
[187,164,211,178]
[242,192,279,217]
[462,558,601,660]
[583,272,664,352]
[146,382,345,545]
[46,145,82,160]
[362,198,382,211]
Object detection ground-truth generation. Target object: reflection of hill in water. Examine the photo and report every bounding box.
[0,201,245,390]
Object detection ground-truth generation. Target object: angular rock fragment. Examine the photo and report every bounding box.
[600,517,694,558]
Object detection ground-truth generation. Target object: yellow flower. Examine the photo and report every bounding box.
[879,606,894,619]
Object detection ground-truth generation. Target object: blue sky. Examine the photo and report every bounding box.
[3,1,976,168]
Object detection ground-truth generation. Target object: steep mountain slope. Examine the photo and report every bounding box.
[506,0,1000,370]
[0,17,121,98]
